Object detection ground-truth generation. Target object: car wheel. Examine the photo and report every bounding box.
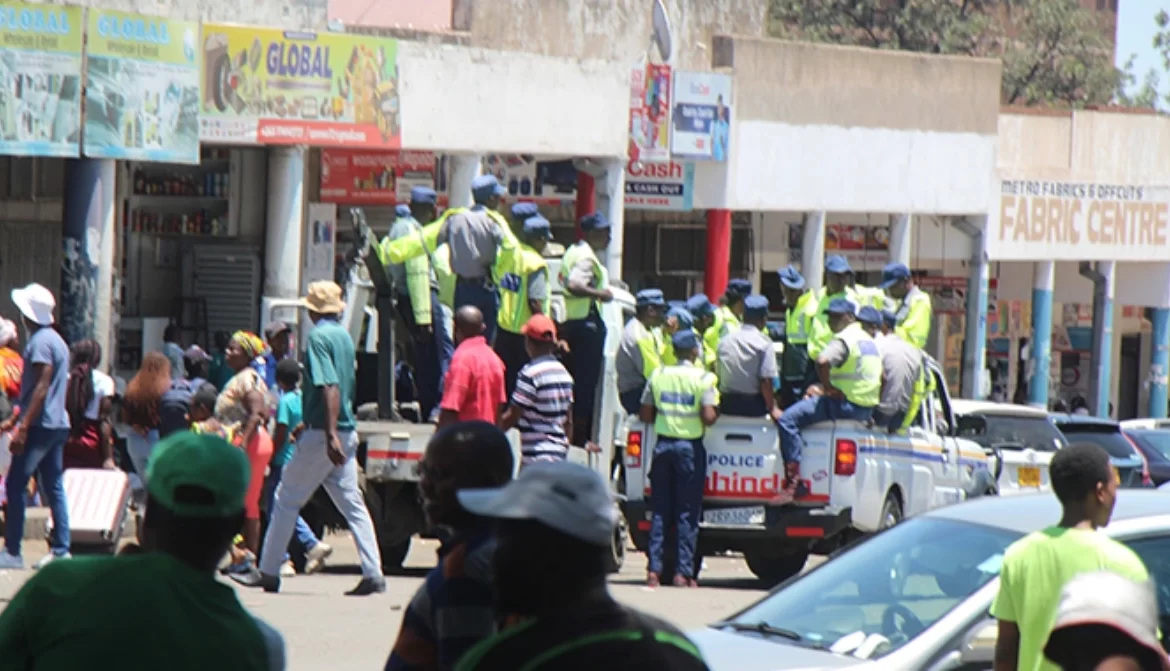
[744,550,809,586]
[603,508,628,574]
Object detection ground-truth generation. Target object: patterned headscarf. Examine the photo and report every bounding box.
[0,318,15,347]
[230,331,267,359]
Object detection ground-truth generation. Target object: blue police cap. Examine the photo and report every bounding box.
[685,293,716,318]
[824,297,857,316]
[471,174,506,202]
[579,212,610,232]
[635,288,666,308]
[510,202,540,222]
[881,309,898,329]
[521,215,552,238]
[726,278,752,297]
[743,294,769,319]
[667,306,694,330]
[825,254,853,275]
[777,265,805,290]
[857,306,882,326]
[672,329,700,350]
[394,204,411,218]
[410,186,437,205]
[879,262,912,289]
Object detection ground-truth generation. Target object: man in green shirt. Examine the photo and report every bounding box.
[992,443,1151,671]
[236,281,386,596]
[0,431,286,670]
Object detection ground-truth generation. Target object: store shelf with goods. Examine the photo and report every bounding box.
[126,146,240,239]
[129,207,231,238]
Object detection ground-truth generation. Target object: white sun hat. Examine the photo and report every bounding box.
[11,283,56,326]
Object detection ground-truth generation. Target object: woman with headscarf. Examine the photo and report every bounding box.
[215,331,274,569]
[62,340,116,470]
[122,352,171,484]
[0,318,23,413]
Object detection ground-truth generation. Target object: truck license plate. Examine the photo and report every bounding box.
[1018,466,1040,488]
[703,506,765,526]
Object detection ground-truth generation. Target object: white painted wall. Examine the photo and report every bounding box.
[995,261,1170,308]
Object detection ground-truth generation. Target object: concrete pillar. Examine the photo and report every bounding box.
[597,157,625,279]
[802,211,827,290]
[705,209,732,299]
[1149,308,1170,418]
[264,146,306,300]
[1028,261,1055,408]
[888,213,912,268]
[60,158,116,350]
[574,172,596,241]
[448,153,480,210]
[1084,261,1115,418]
[953,216,988,399]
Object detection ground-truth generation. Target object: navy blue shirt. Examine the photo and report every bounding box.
[18,327,70,430]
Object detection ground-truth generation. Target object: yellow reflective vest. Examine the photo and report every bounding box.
[807,286,862,360]
[497,244,549,334]
[828,323,882,408]
[648,364,720,440]
[895,287,933,350]
[559,241,608,321]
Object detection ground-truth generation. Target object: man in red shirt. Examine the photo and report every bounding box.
[438,307,506,427]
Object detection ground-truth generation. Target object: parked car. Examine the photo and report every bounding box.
[692,491,1170,671]
[1120,426,1170,486]
[1050,414,1151,488]
[951,400,1063,493]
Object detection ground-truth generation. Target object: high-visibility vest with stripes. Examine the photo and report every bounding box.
[649,365,718,440]
[785,291,815,345]
[559,241,608,321]
[497,244,549,334]
[828,323,882,408]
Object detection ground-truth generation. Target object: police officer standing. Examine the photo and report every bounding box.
[617,289,666,415]
[660,305,697,366]
[777,266,816,408]
[776,299,880,500]
[377,187,454,423]
[640,329,719,588]
[686,294,718,371]
[559,212,613,445]
[880,262,932,350]
[807,254,861,360]
[879,309,934,431]
[495,205,552,397]
[704,279,750,366]
[717,295,781,420]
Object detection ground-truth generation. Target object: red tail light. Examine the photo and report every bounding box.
[834,439,857,476]
[1125,434,1153,487]
[626,430,643,469]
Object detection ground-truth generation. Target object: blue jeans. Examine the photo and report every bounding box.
[454,279,499,344]
[264,461,320,561]
[777,396,874,464]
[648,438,706,578]
[721,393,768,417]
[872,408,907,434]
[563,314,606,444]
[6,427,70,557]
[125,429,159,483]
[396,289,454,420]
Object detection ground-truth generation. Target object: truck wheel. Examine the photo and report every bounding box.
[744,551,809,586]
[857,491,907,599]
[603,507,628,574]
[879,491,903,530]
[363,477,425,575]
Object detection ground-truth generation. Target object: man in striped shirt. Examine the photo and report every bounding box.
[500,315,574,467]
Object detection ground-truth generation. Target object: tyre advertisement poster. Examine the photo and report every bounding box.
[199,24,400,148]
[319,149,436,205]
[83,10,201,164]
[0,2,83,157]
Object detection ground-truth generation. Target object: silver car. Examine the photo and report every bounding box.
[693,491,1170,670]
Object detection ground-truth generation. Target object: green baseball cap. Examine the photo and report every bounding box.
[145,431,250,518]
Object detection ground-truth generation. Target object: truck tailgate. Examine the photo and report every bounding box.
[702,416,832,505]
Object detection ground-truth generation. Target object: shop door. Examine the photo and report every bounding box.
[182,243,262,342]
[0,222,61,321]
[1118,334,1140,420]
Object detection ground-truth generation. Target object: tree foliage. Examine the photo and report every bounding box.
[769,0,1121,108]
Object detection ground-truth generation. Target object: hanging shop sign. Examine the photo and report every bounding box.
[83,11,201,164]
[0,2,83,157]
[628,64,671,164]
[625,159,694,211]
[670,71,731,162]
[991,179,1170,262]
[319,149,437,205]
[199,24,400,148]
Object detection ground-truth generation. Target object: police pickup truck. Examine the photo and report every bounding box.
[620,359,995,585]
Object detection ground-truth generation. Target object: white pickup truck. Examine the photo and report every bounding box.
[620,359,995,585]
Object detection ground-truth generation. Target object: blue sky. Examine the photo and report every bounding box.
[1115,0,1161,77]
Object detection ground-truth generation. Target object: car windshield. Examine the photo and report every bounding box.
[1130,430,1170,462]
[724,517,1020,659]
[1057,426,1137,459]
[956,414,1065,451]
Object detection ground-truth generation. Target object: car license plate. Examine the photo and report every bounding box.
[1018,466,1040,488]
[703,506,765,526]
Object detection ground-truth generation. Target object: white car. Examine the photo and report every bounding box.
[950,400,1061,495]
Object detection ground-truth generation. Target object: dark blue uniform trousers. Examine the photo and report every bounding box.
[562,312,606,444]
[648,437,706,579]
[455,278,499,344]
[395,289,454,421]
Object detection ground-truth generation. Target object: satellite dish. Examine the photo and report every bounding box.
[651,0,673,63]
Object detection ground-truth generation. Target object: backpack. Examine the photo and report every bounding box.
[158,378,195,439]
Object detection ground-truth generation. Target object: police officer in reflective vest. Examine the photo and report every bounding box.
[777,298,880,500]
[777,265,817,408]
[559,212,613,445]
[494,206,552,397]
[807,254,862,360]
[684,294,717,371]
[880,262,932,350]
[704,279,750,366]
[660,305,698,366]
[639,329,719,588]
[878,309,935,431]
[617,289,667,415]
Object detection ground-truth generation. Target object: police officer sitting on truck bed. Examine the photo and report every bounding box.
[716,295,781,421]
[616,289,667,415]
[777,266,817,409]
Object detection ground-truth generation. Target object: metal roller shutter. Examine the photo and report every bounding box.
[0,221,62,320]
[182,243,262,338]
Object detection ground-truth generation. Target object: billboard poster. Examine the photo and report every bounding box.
[0,2,83,157]
[625,159,694,211]
[480,154,579,205]
[670,71,731,161]
[83,11,201,164]
[628,63,671,163]
[199,24,400,148]
[319,149,437,205]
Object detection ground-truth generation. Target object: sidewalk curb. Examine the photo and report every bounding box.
[4,506,138,542]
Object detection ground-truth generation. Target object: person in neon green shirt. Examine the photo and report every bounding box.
[686,294,718,371]
[807,254,862,360]
[991,443,1151,671]
[880,262,932,350]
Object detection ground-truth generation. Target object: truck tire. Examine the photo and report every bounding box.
[364,478,426,574]
[878,491,903,530]
[857,491,907,599]
[744,551,809,586]
[603,507,628,574]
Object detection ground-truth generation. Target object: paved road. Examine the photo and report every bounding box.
[0,533,790,670]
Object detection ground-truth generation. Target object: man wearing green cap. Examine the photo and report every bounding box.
[0,431,286,670]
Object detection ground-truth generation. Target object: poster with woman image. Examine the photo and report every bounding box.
[670,71,731,161]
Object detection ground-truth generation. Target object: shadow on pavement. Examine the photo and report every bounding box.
[608,574,771,591]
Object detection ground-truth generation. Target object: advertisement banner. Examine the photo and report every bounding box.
[199,25,400,148]
[788,223,890,266]
[625,160,694,211]
[628,63,671,163]
[319,149,436,205]
[0,2,83,157]
[670,71,731,161]
[481,155,579,205]
[83,11,201,164]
